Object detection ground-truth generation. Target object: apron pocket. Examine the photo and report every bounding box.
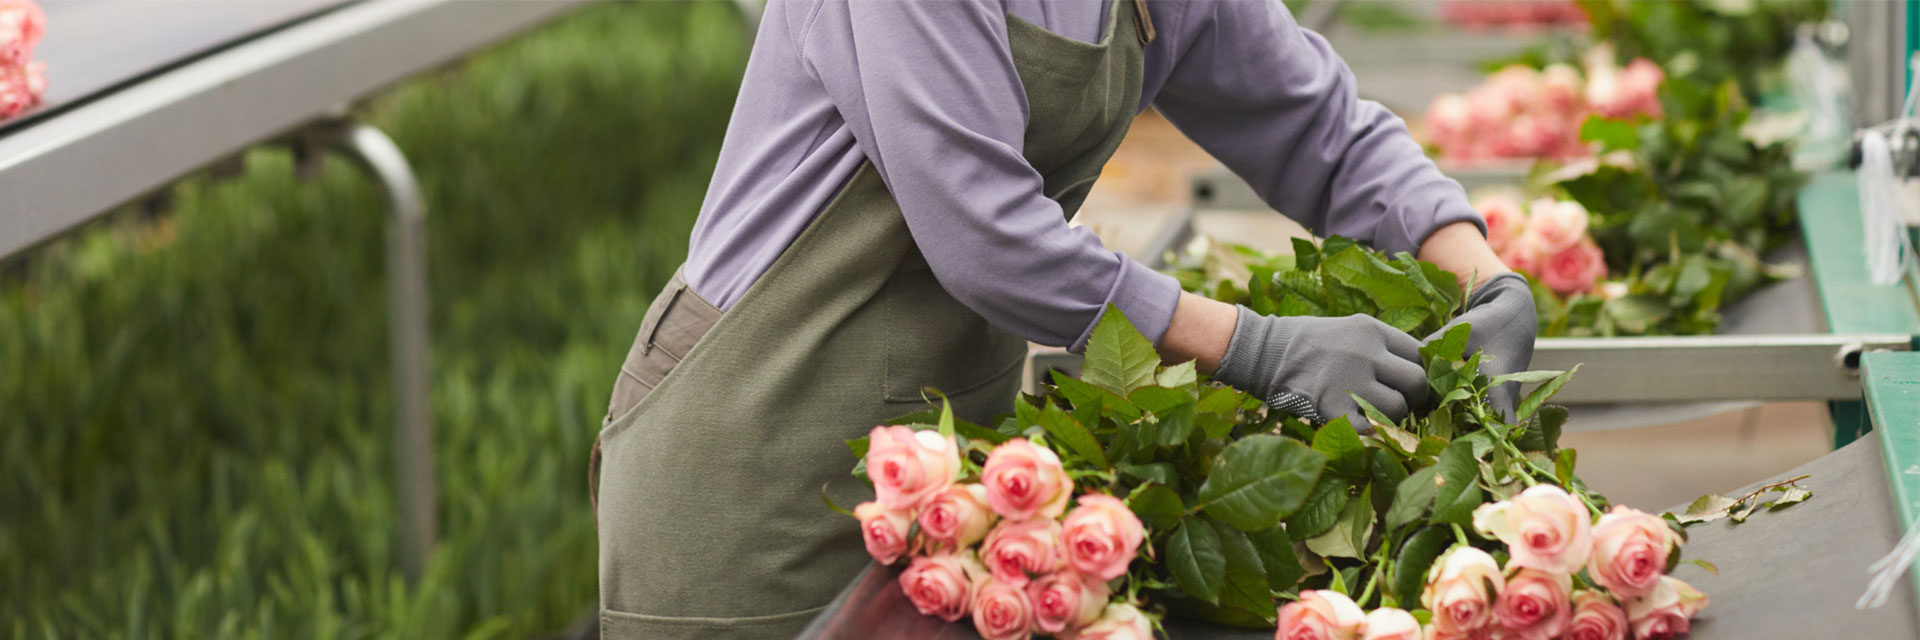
[879,254,1028,405]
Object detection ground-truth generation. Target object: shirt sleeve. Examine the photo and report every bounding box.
[1145,0,1484,255]
[798,0,1181,350]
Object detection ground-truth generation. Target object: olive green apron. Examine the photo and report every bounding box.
[596,2,1153,638]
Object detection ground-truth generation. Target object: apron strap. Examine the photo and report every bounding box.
[1132,0,1155,45]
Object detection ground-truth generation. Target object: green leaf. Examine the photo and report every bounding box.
[1157,361,1199,391]
[954,420,1012,445]
[1292,237,1322,271]
[1431,439,1484,525]
[845,437,870,460]
[1118,462,1178,487]
[1392,527,1454,607]
[1554,449,1578,487]
[1036,402,1110,469]
[1387,466,1439,529]
[1197,387,1244,415]
[1126,483,1185,530]
[1768,485,1811,511]
[1209,518,1276,622]
[1312,418,1368,478]
[1516,365,1580,422]
[1488,370,1566,386]
[1284,475,1349,541]
[1580,115,1641,150]
[1053,376,1142,424]
[1370,448,1408,515]
[1420,323,1472,363]
[1249,526,1307,592]
[1377,306,1432,333]
[1350,395,1396,433]
[1305,484,1373,559]
[1324,247,1428,309]
[1514,404,1569,452]
[1197,435,1329,531]
[1082,304,1160,396]
[938,399,956,438]
[1169,519,1226,603]
[1130,386,1198,448]
[1373,424,1422,457]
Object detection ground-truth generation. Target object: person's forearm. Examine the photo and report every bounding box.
[1417,221,1511,293]
[1160,291,1237,373]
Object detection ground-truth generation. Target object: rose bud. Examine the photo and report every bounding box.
[920,484,996,548]
[1062,602,1153,640]
[1624,576,1708,640]
[1565,590,1629,640]
[1361,607,1423,640]
[972,579,1037,640]
[1586,506,1682,598]
[1028,571,1110,634]
[1472,484,1592,575]
[982,519,1064,588]
[1422,546,1505,635]
[1062,494,1146,581]
[900,552,976,622]
[866,425,960,511]
[1493,568,1572,640]
[981,438,1073,521]
[853,501,913,565]
[1538,239,1607,297]
[1474,191,1529,253]
[1277,589,1366,640]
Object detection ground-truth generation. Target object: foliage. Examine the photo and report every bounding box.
[965,241,1601,626]
[1576,0,1831,101]
[1,3,749,637]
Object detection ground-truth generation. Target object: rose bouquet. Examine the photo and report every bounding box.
[841,239,1718,639]
[0,0,44,120]
[1421,48,1661,164]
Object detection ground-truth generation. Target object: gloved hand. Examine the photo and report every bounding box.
[1213,306,1430,433]
[1424,272,1537,420]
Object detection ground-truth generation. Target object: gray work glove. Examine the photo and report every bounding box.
[1424,272,1537,420]
[1213,306,1430,433]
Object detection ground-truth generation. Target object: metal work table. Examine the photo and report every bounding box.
[0,0,588,579]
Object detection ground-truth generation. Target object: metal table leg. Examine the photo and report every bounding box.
[332,121,437,583]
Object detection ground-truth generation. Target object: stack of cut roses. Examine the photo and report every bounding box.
[855,427,1155,640]
[0,0,44,119]
[1472,190,1608,298]
[1422,48,1662,163]
[1279,485,1708,640]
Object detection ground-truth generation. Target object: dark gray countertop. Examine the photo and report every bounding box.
[798,436,1919,639]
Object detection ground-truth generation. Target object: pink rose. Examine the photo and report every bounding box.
[1522,198,1588,253]
[866,425,960,511]
[1618,58,1665,119]
[1467,86,1516,133]
[1498,234,1544,275]
[1061,602,1153,640]
[854,501,913,565]
[1486,66,1541,113]
[1493,568,1572,640]
[1471,484,1592,574]
[1426,93,1473,150]
[1422,546,1505,635]
[1564,590,1629,640]
[972,579,1036,640]
[1537,239,1607,297]
[920,484,995,549]
[900,552,976,622]
[0,0,44,66]
[982,518,1064,588]
[1624,576,1707,640]
[1540,63,1584,112]
[1587,506,1682,598]
[1028,571,1110,633]
[981,438,1073,521]
[1361,607,1423,640]
[1277,589,1366,640]
[1061,494,1146,581]
[1474,192,1528,253]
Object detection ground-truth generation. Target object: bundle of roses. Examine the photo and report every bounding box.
[1473,190,1606,298]
[1438,0,1586,29]
[0,0,43,119]
[840,241,1693,638]
[853,423,1157,640]
[1422,47,1662,164]
[1277,484,1710,640]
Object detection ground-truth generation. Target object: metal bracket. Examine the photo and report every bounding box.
[305,117,437,583]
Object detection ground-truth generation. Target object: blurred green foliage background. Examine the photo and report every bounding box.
[1,3,748,637]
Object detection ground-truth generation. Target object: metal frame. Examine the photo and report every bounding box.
[0,0,587,580]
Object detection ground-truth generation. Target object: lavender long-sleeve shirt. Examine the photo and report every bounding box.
[682,0,1482,350]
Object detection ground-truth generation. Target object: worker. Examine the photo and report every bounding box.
[592,1,1535,638]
